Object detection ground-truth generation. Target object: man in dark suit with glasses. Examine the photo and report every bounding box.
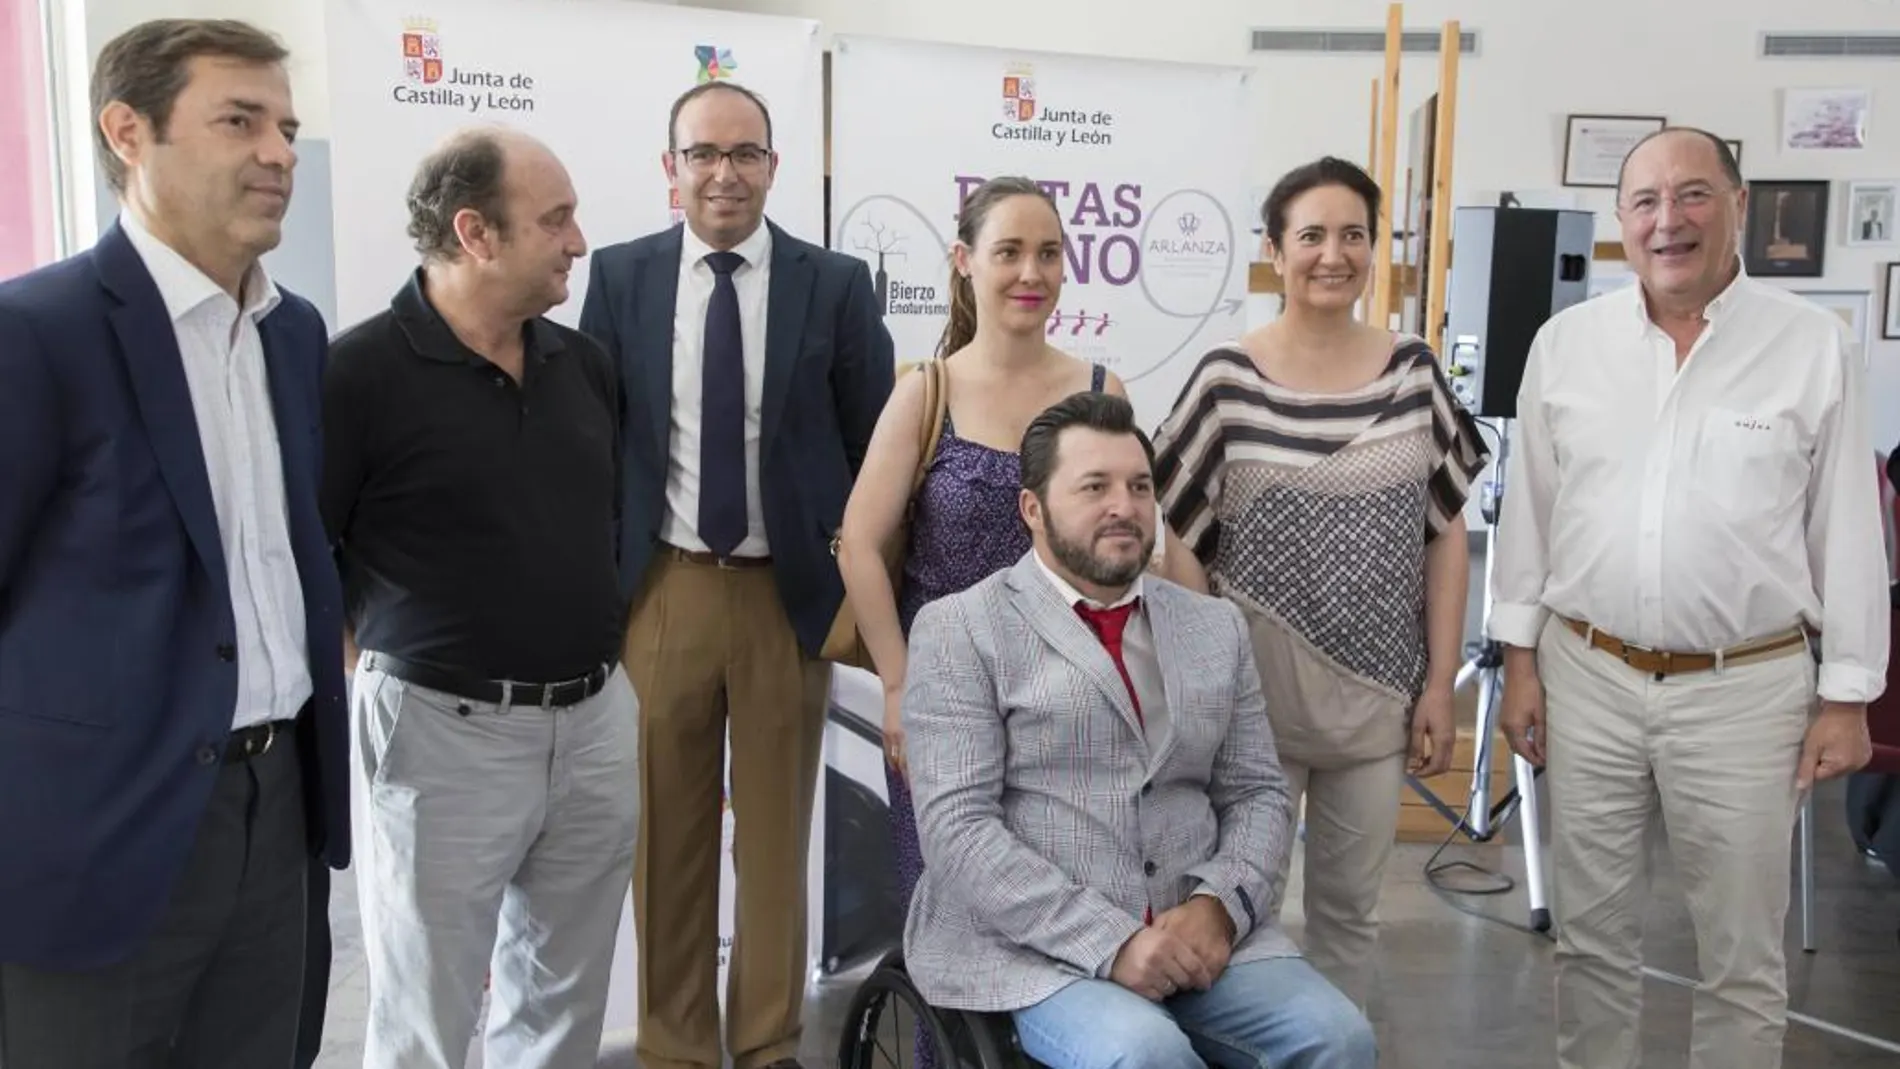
[579,80,894,1069]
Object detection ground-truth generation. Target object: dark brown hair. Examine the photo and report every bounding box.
[1020,391,1154,500]
[90,19,289,194]
[1259,155,1383,251]
[937,176,1062,358]
[405,130,511,262]
[666,81,774,151]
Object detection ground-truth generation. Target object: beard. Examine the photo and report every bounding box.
[1046,514,1153,589]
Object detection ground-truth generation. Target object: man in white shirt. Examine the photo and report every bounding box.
[1490,127,1888,1069]
[0,19,350,1068]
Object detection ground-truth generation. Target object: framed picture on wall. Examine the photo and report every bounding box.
[1743,179,1830,277]
[1562,114,1667,188]
[1781,88,1871,151]
[1796,290,1871,358]
[1884,263,1900,340]
[1844,181,1898,246]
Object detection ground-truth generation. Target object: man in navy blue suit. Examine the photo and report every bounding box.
[579,81,894,1069]
[0,19,348,1068]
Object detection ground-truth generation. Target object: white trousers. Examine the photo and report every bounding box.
[1539,617,1815,1069]
[351,657,641,1069]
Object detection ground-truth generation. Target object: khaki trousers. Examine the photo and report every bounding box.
[1245,607,1410,1011]
[1277,752,1407,1009]
[1538,616,1815,1069]
[622,553,831,1069]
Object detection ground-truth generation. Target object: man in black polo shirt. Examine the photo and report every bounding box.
[320,126,639,1069]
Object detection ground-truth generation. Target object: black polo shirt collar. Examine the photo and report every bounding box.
[390,267,566,367]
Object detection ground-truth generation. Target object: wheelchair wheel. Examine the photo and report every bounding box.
[838,951,1046,1069]
[956,1010,1043,1069]
[838,953,958,1069]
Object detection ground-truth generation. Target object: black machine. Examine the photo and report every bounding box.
[1441,205,1595,418]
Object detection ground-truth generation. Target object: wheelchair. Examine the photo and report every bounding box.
[837,949,1047,1069]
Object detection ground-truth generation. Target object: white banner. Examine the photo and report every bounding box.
[323,0,825,330]
[829,35,1253,426]
[322,0,828,1043]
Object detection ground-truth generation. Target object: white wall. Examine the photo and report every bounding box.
[65,0,680,142]
[694,0,1900,445]
[63,0,1900,442]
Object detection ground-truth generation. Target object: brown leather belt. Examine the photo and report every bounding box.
[1560,617,1808,677]
[662,543,772,569]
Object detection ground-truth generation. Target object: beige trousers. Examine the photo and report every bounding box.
[1538,616,1816,1069]
[622,554,831,1069]
[1246,609,1410,1010]
[1277,753,1407,1008]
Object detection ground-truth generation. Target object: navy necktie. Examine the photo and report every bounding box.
[699,250,747,557]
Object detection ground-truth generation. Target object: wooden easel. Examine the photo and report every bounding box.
[1251,5,1464,354]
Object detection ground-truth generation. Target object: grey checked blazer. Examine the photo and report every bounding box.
[900,551,1299,1013]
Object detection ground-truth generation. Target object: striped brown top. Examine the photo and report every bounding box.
[1153,334,1489,700]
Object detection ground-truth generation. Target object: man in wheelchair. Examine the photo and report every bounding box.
[899,393,1377,1069]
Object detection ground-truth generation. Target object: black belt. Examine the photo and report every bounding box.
[224,720,287,763]
[661,543,772,569]
[364,652,610,709]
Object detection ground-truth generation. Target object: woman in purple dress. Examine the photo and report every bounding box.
[836,176,1205,1061]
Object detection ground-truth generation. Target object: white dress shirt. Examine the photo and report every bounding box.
[1033,553,1169,749]
[120,213,312,728]
[1489,268,1889,704]
[663,222,771,557]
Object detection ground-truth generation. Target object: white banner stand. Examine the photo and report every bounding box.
[829,35,1254,428]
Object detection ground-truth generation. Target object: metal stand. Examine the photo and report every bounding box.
[1405,417,1552,932]
[1798,792,1816,953]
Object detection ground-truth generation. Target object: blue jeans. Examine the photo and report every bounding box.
[1011,957,1376,1069]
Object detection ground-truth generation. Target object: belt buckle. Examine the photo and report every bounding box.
[251,721,278,758]
[1617,637,1652,663]
[714,554,741,571]
[554,666,604,707]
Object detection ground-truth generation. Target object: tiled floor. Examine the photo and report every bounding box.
[312,774,1900,1068]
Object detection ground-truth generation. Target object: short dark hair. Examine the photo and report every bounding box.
[1259,155,1383,250]
[1615,126,1744,195]
[406,130,510,261]
[667,81,774,151]
[1020,392,1155,500]
[90,19,289,194]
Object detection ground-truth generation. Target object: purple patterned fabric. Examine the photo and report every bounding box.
[896,427,1033,635]
[888,413,1032,908]
[887,415,1033,1068]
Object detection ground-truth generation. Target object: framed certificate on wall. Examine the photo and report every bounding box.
[1562,114,1667,188]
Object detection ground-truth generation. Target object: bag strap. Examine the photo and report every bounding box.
[909,358,948,497]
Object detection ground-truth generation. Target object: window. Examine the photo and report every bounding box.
[0,0,57,279]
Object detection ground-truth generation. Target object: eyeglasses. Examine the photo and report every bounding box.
[1619,186,1729,220]
[676,143,770,173]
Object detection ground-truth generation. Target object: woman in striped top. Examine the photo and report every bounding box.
[1152,157,1489,1009]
